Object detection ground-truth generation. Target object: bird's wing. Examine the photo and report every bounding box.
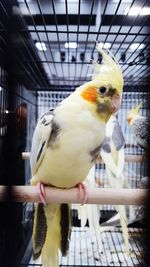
[30,110,54,175]
[112,120,125,150]
[101,137,111,153]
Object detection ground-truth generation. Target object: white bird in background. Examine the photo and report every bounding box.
[77,115,129,254]
[30,44,124,267]
[100,114,129,255]
[77,165,103,250]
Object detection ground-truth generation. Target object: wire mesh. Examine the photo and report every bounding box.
[0,64,37,265]
[0,0,149,266]
[15,0,150,89]
[20,227,144,267]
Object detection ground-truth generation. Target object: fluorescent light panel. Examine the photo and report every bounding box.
[99,42,111,49]
[125,6,150,16]
[36,42,47,51]
[130,43,145,50]
[65,42,78,49]
[18,0,31,2]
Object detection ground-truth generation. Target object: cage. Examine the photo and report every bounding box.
[0,0,150,267]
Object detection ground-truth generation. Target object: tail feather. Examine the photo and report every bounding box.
[105,165,129,254]
[33,203,71,267]
[60,204,72,256]
[117,205,130,255]
[42,204,60,267]
[32,203,47,260]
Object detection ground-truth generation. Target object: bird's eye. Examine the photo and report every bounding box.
[99,86,107,94]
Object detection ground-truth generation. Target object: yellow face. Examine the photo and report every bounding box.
[80,80,121,122]
[79,46,124,123]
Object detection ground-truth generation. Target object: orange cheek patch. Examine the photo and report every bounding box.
[81,86,98,102]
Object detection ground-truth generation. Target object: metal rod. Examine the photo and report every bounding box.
[65,0,70,84]
[78,0,95,82]
[36,0,58,77]
[110,0,136,50]
[24,29,149,37]
[51,0,65,83]
[74,0,81,86]
[0,186,147,205]
[114,0,148,59]
[24,0,52,78]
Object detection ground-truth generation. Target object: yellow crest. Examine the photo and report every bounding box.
[127,103,143,125]
[128,103,143,117]
[92,43,124,94]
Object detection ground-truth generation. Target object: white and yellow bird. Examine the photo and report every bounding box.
[30,43,124,267]
[78,114,129,254]
[77,165,103,250]
[100,114,129,254]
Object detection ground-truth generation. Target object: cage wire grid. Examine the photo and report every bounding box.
[20,227,145,267]
[0,0,150,90]
[0,0,149,266]
[24,0,150,88]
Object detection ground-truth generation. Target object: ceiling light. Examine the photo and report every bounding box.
[130,43,145,50]
[18,0,31,2]
[125,6,150,16]
[65,42,78,49]
[35,42,47,51]
[99,42,111,49]
[60,0,78,2]
[140,7,150,15]
[0,86,2,91]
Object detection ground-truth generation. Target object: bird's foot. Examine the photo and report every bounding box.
[37,182,46,205]
[77,182,88,205]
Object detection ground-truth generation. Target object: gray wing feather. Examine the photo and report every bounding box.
[30,110,54,175]
[101,137,111,153]
[112,121,125,151]
[32,203,47,260]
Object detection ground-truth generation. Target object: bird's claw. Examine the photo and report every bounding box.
[37,182,46,206]
[77,182,88,205]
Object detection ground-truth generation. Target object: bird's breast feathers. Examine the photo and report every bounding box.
[35,105,105,188]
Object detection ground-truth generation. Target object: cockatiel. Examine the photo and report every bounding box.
[30,44,124,267]
[127,103,150,151]
[100,114,130,255]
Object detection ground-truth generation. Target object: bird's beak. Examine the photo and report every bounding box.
[111,93,122,113]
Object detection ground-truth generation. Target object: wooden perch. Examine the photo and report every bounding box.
[0,186,148,205]
[22,152,145,163]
